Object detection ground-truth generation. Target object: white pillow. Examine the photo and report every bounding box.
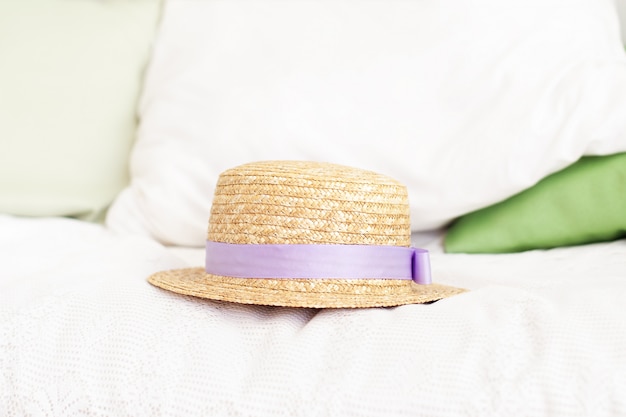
[107,0,626,246]
[617,0,626,44]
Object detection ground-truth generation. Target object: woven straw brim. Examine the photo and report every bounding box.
[148,268,466,308]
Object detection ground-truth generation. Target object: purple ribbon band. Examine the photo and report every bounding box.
[205,241,432,285]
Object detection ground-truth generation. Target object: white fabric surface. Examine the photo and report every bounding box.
[2,215,626,416]
[618,0,626,44]
[107,0,626,246]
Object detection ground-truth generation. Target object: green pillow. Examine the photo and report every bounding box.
[445,152,626,253]
[0,0,162,221]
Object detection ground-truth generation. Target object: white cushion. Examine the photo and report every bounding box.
[108,0,626,246]
[617,0,626,44]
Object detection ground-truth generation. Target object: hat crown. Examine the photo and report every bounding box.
[207,161,411,246]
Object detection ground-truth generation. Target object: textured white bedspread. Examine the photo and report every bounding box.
[1,215,625,416]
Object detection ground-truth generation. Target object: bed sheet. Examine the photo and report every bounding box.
[1,215,625,416]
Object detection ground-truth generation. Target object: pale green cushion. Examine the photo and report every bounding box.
[445,152,626,253]
[0,0,161,220]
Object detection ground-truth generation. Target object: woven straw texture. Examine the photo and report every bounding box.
[149,161,464,307]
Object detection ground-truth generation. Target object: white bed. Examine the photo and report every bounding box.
[2,215,625,415]
[2,0,626,415]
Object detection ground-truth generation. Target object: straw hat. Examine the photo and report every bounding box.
[148,161,465,308]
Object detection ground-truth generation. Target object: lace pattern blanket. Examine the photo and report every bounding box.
[1,216,625,416]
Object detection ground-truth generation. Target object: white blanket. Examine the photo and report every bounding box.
[1,215,625,416]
